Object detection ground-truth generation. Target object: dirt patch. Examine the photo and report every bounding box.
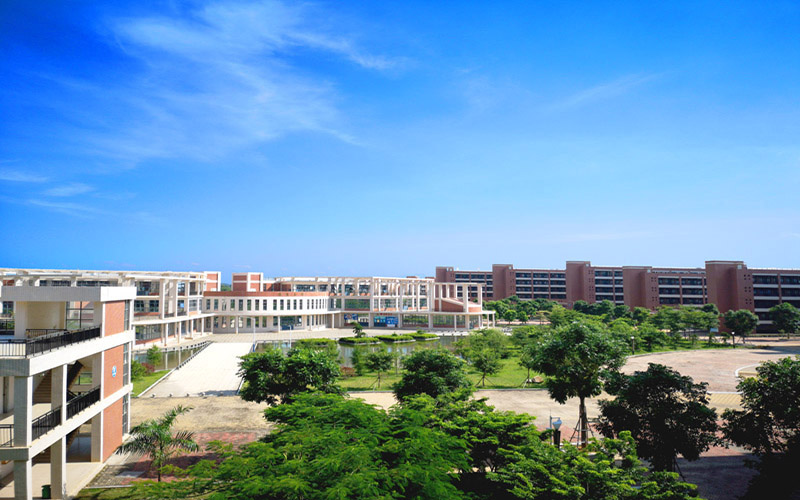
[132,396,270,432]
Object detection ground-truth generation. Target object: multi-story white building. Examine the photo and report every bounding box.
[0,283,134,499]
[1,269,221,348]
[208,275,494,332]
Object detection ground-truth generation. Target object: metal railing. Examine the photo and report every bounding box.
[67,388,100,419]
[32,406,62,441]
[0,424,12,447]
[26,329,65,339]
[0,326,102,357]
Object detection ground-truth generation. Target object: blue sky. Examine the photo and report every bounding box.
[2,1,799,279]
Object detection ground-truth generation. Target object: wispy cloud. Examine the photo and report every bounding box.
[42,183,94,197]
[27,199,99,218]
[0,168,48,183]
[553,73,661,110]
[61,0,396,165]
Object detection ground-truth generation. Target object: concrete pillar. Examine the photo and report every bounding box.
[428,316,433,329]
[91,412,103,462]
[50,436,67,499]
[13,459,32,500]
[51,364,67,424]
[235,316,239,334]
[13,376,32,447]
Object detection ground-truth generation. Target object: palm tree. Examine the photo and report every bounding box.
[115,405,199,482]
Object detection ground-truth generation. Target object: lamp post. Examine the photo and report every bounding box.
[630,335,636,354]
[550,416,562,449]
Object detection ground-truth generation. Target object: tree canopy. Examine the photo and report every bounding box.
[238,346,342,405]
[531,321,628,445]
[393,348,472,401]
[769,302,800,337]
[598,363,718,471]
[722,309,759,344]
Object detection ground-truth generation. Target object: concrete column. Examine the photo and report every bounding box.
[50,436,67,499]
[235,316,239,334]
[51,364,67,425]
[13,459,32,500]
[91,412,103,462]
[13,376,32,447]
[428,316,433,329]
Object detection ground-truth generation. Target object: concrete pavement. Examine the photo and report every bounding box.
[145,342,253,397]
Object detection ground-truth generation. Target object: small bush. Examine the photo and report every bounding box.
[411,332,438,340]
[338,337,381,344]
[131,360,148,381]
[376,334,415,342]
[296,338,336,347]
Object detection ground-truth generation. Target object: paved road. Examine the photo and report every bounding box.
[145,342,253,397]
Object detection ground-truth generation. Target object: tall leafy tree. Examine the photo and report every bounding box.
[722,356,800,499]
[631,307,652,325]
[364,347,393,388]
[531,321,627,446]
[597,363,718,471]
[722,309,759,345]
[115,405,199,482]
[393,349,471,401]
[769,302,800,338]
[238,346,342,405]
[722,356,800,456]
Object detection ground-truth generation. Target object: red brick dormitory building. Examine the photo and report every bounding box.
[436,260,800,331]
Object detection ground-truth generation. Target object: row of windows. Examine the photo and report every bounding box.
[205,297,328,312]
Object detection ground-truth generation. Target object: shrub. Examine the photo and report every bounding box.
[338,337,381,345]
[376,334,415,342]
[131,360,149,381]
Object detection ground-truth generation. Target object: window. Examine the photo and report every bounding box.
[123,342,130,385]
[263,299,268,311]
[148,300,159,313]
[299,300,303,310]
[66,301,94,330]
[247,300,252,311]
[280,300,284,310]
[206,299,211,310]
[246,318,251,327]
[134,300,145,313]
[255,300,259,311]
[214,299,219,310]
[230,299,235,310]
[2,302,12,315]
[122,394,129,434]
[124,301,131,330]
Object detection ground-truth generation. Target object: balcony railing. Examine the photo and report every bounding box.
[0,326,102,357]
[32,406,62,441]
[67,387,100,420]
[0,424,12,447]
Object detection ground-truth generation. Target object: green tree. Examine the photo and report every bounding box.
[769,302,800,338]
[722,356,800,499]
[612,304,631,320]
[723,309,759,345]
[516,311,529,324]
[238,346,342,405]
[492,431,701,500]
[131,359,148,381]
[364,348,393,388]
[352,321,365,337]
[701,303,720,315]
[722,356,800,456]
[393,349,472,401]
[115,405,199,482]
[531,321,627,446]
[502,309,517,323]
[146,345,163,366]
[631,307,651,325]
[638,323,668,351]
[518,343,539,385]
[598,363,718,471]
[134,393,470,500]
[469,347,501,387]
[350,345,366,376]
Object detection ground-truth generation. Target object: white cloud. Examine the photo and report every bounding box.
[554,73,661,110]
[42,183,94,197]
[72,0,395,164]
[0,168,48,183]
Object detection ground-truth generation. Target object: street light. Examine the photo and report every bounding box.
[630,335,636,354]
[550,416,562,449]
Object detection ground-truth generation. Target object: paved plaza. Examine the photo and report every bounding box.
[145,342,253,397]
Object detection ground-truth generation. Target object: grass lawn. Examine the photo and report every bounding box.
[340,340,746,392]
[75,488,139,499]
[132,370,169,397]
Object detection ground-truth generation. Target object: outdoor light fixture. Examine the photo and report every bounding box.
[550,417,562,449]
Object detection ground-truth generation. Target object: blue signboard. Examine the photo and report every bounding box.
[386,317,398,326]
[111,365,117,378]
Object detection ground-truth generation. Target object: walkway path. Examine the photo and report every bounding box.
[146,342,253,397]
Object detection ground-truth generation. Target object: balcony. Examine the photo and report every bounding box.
[0,326,102,357]
[0,387,101,446]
